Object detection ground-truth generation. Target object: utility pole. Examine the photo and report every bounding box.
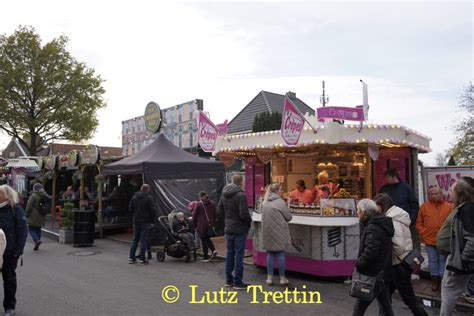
[320,81,329,107]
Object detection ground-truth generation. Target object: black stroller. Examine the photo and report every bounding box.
[151,211,197,263]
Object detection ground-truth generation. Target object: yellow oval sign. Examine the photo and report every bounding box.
[144,101,162,133]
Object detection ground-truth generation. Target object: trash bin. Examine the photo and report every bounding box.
[73,210,95,247]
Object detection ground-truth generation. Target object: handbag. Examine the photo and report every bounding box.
[201,201,216,237]
[400,249,424,270]
[349,270,382,301]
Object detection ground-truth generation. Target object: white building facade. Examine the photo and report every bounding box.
[122,99,203,156]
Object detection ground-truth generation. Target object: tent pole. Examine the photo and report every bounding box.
[80,165,86,210]
[51,171,57,228]
[97,163,103,239]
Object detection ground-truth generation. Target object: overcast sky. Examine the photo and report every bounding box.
[1,0,472,165]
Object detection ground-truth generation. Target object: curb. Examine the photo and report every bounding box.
[41,228,59,242]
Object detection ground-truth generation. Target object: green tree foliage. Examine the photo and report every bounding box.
[252,111,282,133]
[447,82,473,165]
[447,155,456,166]
[0,26,106,155]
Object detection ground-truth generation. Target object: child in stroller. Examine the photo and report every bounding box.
[153,211,197,263]
[172,212,195,249]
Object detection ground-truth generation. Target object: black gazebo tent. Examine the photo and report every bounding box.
[103,133,225,215]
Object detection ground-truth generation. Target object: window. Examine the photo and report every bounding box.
[170,110,174,125]
[189,129,193,147]
[178,106,183,123]
[178,133,182,148]
[189,104,194,121]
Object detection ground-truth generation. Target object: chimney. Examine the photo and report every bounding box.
[285,91,296,100]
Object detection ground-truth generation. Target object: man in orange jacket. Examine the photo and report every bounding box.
[416,186,453,291]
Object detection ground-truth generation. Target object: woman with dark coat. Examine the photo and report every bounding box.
[352,199,395,316]
[192,191,217,260]
[0,185,28,316]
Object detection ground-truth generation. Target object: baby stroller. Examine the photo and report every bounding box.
[152,211,197,263]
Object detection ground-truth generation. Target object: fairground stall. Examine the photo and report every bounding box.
[214,119,431,277]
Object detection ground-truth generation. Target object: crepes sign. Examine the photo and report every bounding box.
[198,111,218,152]
[281,97,304,147]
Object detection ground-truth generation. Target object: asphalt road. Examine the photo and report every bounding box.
[7,237,468,316]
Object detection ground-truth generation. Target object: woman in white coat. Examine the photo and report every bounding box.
[374,193,427,316]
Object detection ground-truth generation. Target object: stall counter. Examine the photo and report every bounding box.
[252,212,358,226]
[252,211,360,277]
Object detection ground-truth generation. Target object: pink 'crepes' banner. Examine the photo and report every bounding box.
[281,97,304,147]
[197,111,218,152]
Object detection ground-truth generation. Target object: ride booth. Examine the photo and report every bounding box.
[214,121,431,277]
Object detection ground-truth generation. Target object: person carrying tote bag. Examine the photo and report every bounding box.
[351,199,394,316]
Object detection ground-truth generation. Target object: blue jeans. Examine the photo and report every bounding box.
[129,223,150,261]
[426,245,447,276]
[267,251,286,277]
[467,275,474,295]
[104,205,118,217]
[29,226,42,242]
[225,233,247,285]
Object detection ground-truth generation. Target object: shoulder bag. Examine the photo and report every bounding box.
[350,270,383,301]
[201,201,216,238]
[399,249,424,270]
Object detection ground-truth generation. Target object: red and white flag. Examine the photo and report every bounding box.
[197,111,218,152]
[281,97,305,147]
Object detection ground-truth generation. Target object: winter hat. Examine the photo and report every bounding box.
[33,183,43,192]
[188,201,198,210]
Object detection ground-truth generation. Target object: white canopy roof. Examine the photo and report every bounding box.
[6,159,39,170]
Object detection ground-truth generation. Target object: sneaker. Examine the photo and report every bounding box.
[147,252,153,260]
[33,241,41,251]
[266,278,273,286]
[209,250,218,260]
[280,277,289,285]
[233,283,248,290]
[4,310,15,316]
[138,259,148,265]
[225,281,233,287]
[128,258,136,264]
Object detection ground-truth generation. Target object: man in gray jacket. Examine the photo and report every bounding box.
[217,174,252,290]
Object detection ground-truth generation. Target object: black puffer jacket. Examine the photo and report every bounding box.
[356,213,395,277]
[0,204,28,257]
[128,191,157,224]
[217,184,252,235]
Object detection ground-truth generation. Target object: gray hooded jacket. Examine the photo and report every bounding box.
[446,202,474,274]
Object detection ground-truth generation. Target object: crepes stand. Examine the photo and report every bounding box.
[214,120,431,276]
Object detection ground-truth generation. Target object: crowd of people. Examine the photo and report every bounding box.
[352,172,474,316]
[0,165,471,315]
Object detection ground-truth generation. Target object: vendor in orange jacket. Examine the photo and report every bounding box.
[289,179,315,204]
[416,186,453,291]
